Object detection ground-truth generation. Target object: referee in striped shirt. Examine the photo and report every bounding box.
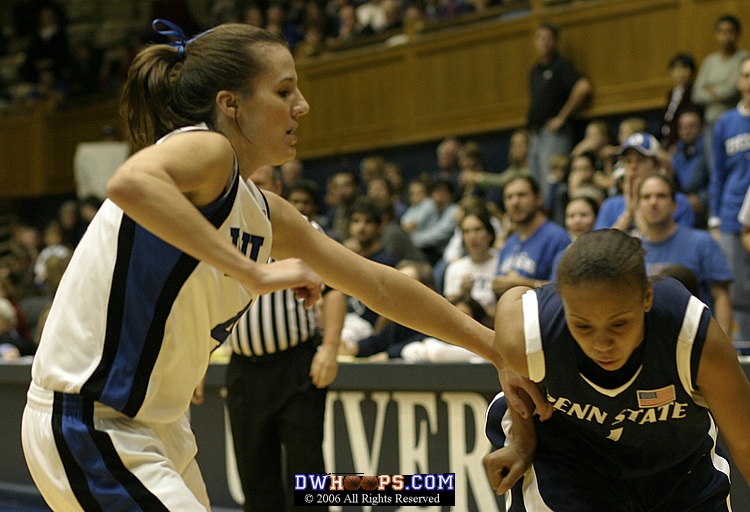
[226,166,346,512]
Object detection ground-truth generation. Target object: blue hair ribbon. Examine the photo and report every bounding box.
[151,19,213,59]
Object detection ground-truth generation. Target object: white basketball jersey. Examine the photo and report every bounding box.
[32,126,273,423]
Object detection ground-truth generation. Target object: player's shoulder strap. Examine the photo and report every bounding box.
[155,123,210,144]
[521,288,546,383]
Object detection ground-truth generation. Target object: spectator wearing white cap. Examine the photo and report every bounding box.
[594,132,695,232]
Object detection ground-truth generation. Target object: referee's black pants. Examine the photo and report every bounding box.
[226,339,328,512]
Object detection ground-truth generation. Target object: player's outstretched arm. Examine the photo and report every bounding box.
[266,191,502,368]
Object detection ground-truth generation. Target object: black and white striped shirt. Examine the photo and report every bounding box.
[228,219,324,357]
[229,286,318,357]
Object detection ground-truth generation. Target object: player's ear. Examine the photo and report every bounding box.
[216,90,238,117]
[643,283,654,313]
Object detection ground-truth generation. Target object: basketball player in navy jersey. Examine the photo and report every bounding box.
[21,20,548,512]
[484,229,750,511]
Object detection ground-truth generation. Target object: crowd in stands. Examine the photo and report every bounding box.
[0,0,142,112]
[0,0,531,114]
[323,13,750,360]
[0,194,100,360]
[2,11,750,364]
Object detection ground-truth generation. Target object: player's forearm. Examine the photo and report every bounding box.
[498,381,538,464]
[507,399,536,453]
[374,268,500,366]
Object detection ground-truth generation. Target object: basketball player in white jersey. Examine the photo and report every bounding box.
[21,19,549,511]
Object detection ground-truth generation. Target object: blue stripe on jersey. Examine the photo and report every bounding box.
[52,392,168,511]
[83,174,241,416]
[120,237,200,417]
[104,224,187,413]
[81,217,137,402]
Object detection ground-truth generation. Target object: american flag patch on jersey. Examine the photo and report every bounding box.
[637,385,676,408]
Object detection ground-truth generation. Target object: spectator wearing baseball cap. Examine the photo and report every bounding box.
[594,132,695,232]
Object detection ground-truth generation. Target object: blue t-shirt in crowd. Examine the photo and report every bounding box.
[497,220,571,280]
[642,225,733,310]
[711,106,750,233]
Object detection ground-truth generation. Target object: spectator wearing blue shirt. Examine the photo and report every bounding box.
[410,179,459,265]
[637,172,734,335]
[710,55,750,341]
[492,176,570,298]
[672,107,710,228]
[595,132,695,232]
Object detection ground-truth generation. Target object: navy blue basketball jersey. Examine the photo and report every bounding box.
[522,278,714,479]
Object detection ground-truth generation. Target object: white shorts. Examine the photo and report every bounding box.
[22,382,210,511]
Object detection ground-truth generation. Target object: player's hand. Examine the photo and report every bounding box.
[254,258,322,309]
[310,344,338,388]
[293,285,320,310]
[499,364,553,421]
[483,445,530,495]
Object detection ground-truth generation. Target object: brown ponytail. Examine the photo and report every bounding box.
[120,23,285,150]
